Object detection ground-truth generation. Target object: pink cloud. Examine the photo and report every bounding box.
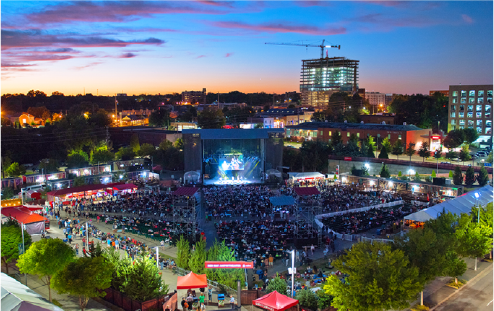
[119,52,137,58]
[196,55,206,59]
[209,21,346,35]
[25,2,231,25]
[462,14,474,24]
[293,1,332,7]
[195,1,234,8]
[74,61,104,70]
[225,53,234,58]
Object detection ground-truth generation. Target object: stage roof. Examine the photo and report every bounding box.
[173,187,199,196]
[404,185,493,222]
[270,196,296,206]
[176,272,207,289]
[294,187,320,196]
[1,207,47,224]
[253,291,299,311]
[182,128,284,140]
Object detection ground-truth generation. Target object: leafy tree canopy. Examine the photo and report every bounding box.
[1,225,32,275]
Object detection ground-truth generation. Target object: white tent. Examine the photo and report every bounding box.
[266,169,282,178]
[1,273,63,311]
[404,185,493,222]
[288,172,325,180]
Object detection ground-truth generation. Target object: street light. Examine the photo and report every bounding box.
[409,169,415,180]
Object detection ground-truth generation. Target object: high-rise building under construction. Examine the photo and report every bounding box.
[300,57,359,107]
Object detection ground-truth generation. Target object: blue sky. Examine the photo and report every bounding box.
[1,1,492,96]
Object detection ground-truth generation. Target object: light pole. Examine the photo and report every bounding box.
[474,192,481,271]
[409,169,415,181]
[291,249,295,298]
[21,222,27,285]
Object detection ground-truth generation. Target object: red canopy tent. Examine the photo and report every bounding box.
[253,291,299,311]
[176,272,207,289]
[1,206,48,234]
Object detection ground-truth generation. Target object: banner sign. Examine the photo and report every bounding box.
[204,261,254,269]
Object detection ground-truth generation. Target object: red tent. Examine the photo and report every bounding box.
[30,192,41,200]
[176,272,207,289]
[253,291,299,311]
[112,184,138,191]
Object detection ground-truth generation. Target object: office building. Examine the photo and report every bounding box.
[300,57,359,107]
[429,90,449,97]
[448,85,492,137]
[366,92,386,107]
[182,88,206,105]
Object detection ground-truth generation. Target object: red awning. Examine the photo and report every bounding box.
[176,272,207,289]
[173,187,199,196]
[152,165,162,172]
[253,291,299,311]
[1,206,47,224]
[113,184,138,191]
[48,184,108,197]
[30,192,41,200]
[293,187,320,196]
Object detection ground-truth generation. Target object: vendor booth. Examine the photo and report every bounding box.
[177,272,207,290]
[1,206,48,234]
[253,291,299,311]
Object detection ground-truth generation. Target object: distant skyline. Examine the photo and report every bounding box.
[2,1,493,96]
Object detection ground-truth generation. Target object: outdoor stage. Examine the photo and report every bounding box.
[203,177,259,186]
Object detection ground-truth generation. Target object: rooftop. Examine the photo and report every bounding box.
[286,122,425,131]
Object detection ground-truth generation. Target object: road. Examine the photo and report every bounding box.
[435,265,493,311]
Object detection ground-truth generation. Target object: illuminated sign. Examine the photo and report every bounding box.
[204,261,254,269]
[431,136,440,139]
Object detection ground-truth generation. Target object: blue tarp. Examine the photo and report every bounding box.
[270,195,296,206]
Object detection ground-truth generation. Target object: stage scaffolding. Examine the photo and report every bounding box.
[172,187,200,243]
[293,187,322,247]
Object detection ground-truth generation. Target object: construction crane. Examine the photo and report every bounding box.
[265,40,340,59]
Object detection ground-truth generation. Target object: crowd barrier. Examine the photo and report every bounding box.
[359,236,394,244]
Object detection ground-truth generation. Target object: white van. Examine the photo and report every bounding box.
[21,184,44,195]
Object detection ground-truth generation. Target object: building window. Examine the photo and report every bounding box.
[451,120,456,125]
[398,134,402,139]
[477,120,483,126]
[487,120,492,127]
[388,134,391,139]
[452,125,456,130]
[469,90,475,97]
[452,98,458,104]
[452,91,458,97]
[357,133,360,138]
[461,98,467,104]
[320,131,323,135]
[476,112,482,118]
[478,97,484,104]
[488,98,493,104]
[486,128,492,135]
[459,112,464,118]
[477,127,482,133]
[488,90,493,97]
[459,105,465,111]
[377,134,381,138]
[459,125,464,129]
[468,120,474,126]
[328,131,332,136]
[469,98,475,103]
[486,105,492,118]
[461,90,467,97]
[459,119,465,125]
[467,105,473,112]
[451,112,456,118]
[347,132,350,137]
[467,112,473,118]
[476,105,483,111]
[478,90,484,97]
[451,105,456,111]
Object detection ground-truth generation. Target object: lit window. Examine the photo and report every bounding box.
[461,90,467,97]
[478,98,484,104]
[467,112,473,118]
[398,135,402,139]
[477,120,483,126]
[451,105,456,111]
[452,91,458,97]
[328,131,332,136]
[478,90,484,97]
[477,127,482,133]
[388,134,391,139]
[468,120,474,126]
[487,120,492,127]
[486,128,492,134]
[459,119,465,125]
[357,133,360,138]
[459,112,464,118]
[459,105,465,111]
[476,112,482,118]
[469,98,475,103]
[459,125,464,129]
[452,98,458,103]
[469,90,475,97]
[451,112,456,118]
[488,90,493,97]
[467,105,473,112]
[476,105,483,111]
[320,131,323,135]
[347,132,350,137]
[451,120,456,125]
[461,98,467,104]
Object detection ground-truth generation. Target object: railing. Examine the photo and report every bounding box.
[174,267,238,296]
[359,236,394,244]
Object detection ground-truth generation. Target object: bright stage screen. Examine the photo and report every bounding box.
[220,155,244,171]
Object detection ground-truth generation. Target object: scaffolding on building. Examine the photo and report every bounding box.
[300,57,359,107]
[293,187,322,247]
[172,187,200,243]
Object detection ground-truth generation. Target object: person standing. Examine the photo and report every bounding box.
[181,298,187,311]
[199,294,205,310]
[230,295,235,309]
[208,286,213,302]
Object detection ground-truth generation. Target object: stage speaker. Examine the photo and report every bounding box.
[433,177,446,186]
[247,268,253,289]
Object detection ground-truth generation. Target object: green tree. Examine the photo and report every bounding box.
[130,134,140,153]
[122,254,168,302]
[459,145,471,164]
[73,176,86,187]
[380,164,390,178]
[51,257,112,311]
[89,242,104,258]
[391,140,404,159]
[174,138,184,150]
[159,139,173,151]
[381,137,392,153]
[205,240,244,289]
[5,162,26,177]
[266,273,288,294]
[414,172,421,182]
[1,224,32,274]
[487,151,493,164]
[67,150,89,168]
[189,239,207,274]
[137,143,156,157]
[176,235,191,270]
[17,238,75,302]
[300,141,332,172]
[418,141,431,162]
[103,247,130,291]
[331,131,342,146]
[456,213,493,270]
[431,170,436,178]
[378,147,389,159]
[464,166,475,186]
[462,128,479,145]
[453,166,463,185]
[477,165,489,186]
[197,107,226,129]
[88,110,112,128]
[449,170,454,178]
[38,158,60,173]
[115,146,135,161]
[446,150,458,161]
[405,143,416,162]
[295,289,318,310]
[443,129,465,149]
[2,187,15,199]
[316,289,333,310]
[324,242,421,311]
[148,110,170,127]
[91,149,114,164]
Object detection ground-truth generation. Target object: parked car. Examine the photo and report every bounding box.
[440,161,451,164]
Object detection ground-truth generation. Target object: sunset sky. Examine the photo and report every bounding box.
[2,1,492,96]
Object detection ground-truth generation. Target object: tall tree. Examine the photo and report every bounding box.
[391,140,404,159]
[405,143,416,162]
[51,257,113,311]
[418,141,431,162]
[456,213,493,271]
[197,107,226,129]
[1,224,32,274]
[380,164,390,178]
[378,146,389,159]
[189,239,207,274]
[459,145,471,164]
[462,128,479,145]
[453,166,463,185]
[295,289,318,310]
[324,242,421,311]
[266,273,288,294]
[17,238,75,302]
[130,134,140,153]
[443,129,465,149]
[176,235,191,270]
[148,109,170,127]
[381,137,392,153]
[4,162,26,177]
[464,166,475,186]
[477,165,489,186]
[137,143,156,157]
